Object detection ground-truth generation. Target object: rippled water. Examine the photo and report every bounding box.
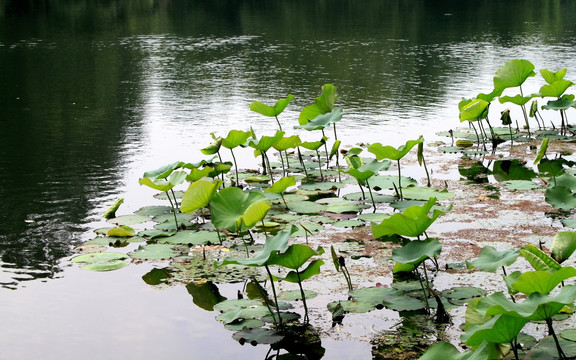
[1,0,576,358]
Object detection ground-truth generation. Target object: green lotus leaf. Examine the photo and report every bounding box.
[107,214,150,226]
[367,175,417,190]
[201,138,222,155]
[459,98,490,122]
[511,267,576,295]
[300,137,327,151]
[156,230,219,245]
[184,166,214,182]
[520,244,562,272]
[250,94,293,117]
[232,327,284,345]
[214,226,296,267]
[499,94,537,106]
[542,96,576,111]
[349,286,402,306]
[278,290,318,301]
[342,157,390,184]
[142,161,184,179]
[294,108,343,131]
[502,180,539,191]
[102,198,124,220]
[128,244,185,261]
[326,204,369,214]
[357,213,390,223]
[273,135,302,151]
[401,186,455,201]
[71,252,128,264]
[283,200,327,214]
[107,225,136,237]
[390,238,442,266]
[291,222,324,237]
[299,181,344,191]
[502,271,522,296]
[139,170,187,192]
[180,180,220,214]
[330,140,341,160]
[560,329,576,342]
[367,137,423,161]
[540,79,574,98]
[528,335,576,359]
[134,205,172,217]
[81,260,129,272]
[327,300,376,314]
[476,285,576,321]
[551,231,576,264]
[372,198,449,238]
[224,319,265,331]
[493,159,537,182]
[265,176,296,194]
[248,130,284,152]
[216,305,271,324]
[210,187,269,232]
[298,84,337,125]
[418,341,469,360]
[493,59,536,90]
[466,246,520,272]
[555,173,576,188]
[186,281,227,311]
[272,259,325,283]
[221,129,251,149]
[546,185,576,210]
[534,137,549,166]
[441,286,487,303]
[268,244,324,270]
[541,68,567,84]
[461,314,527,347]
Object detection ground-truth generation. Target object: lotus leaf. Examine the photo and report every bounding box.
[502,180,539,191]
[400,187,455,201]
[441,287,487,305]
[156,230,220,245]
[273,135,302,152]
[180,180,220,214]
[102,198,124,220]
[278,290,317,301]
[540,79,574,98]
[298,84,337,125]
[250,94,293,117]
[294,108,343,131]
[461,314,527,347]
[390,238,442,267]
[542,96,576,111]
[268,244,324,270]
[466,246,520,272]
[272,259,324,283]
[139,170,187,192]
[541,68,568,84]
[367,137,423,161]
[331,219,365,228]
[107,225,136,237]
[142,161,184,179]
[107,214,150,226]
[367,175,417,190]
[527,335,576,359]
[521,244,562,272]
[134,205,171,216]
[493,59,536,90]
[128,244,186,261]
[327,300,375,314]
[459,99,490,122]
[81,260,129,272]
[499,94,537,106]
[220,129,251,149]
[265,176,296,194]
[551,231,576,263]
[545,185,576,210]
[372,198,449,238]
[71,252,127,264]
[232,327,284,345]
[210,187,270,232]
[248,130,284,152]
[476,285,576,321]
[511,267,576,295]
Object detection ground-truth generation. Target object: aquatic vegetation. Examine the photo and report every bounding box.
[249,94,294,131]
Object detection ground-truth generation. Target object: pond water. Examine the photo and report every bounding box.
[1,0,576,359]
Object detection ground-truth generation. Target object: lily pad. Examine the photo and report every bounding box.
[502,180,540,191]
[331,220,365,228]
[81,260,129,272]
[232,327,284,345]
[327,300,377,314]
[285,200,327,214]
[278,290,317,301]
[156,230,220,245]
[368,175,417,190]
[466,246,520,272]
[128,244,187,261]
[107,214,151,226]
[400,186,455,200]
[343,192,397,203]
[224,319,265,331]
[357,213,390,222]
[71,252,128,263]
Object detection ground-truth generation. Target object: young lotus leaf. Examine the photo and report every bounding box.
[372,197,449,239]
[294,108,343,131]
[107,225,136,237]
[273,135,302,152]
[298,84,337,125]
[390,238,442,267]
[249,94,294,117]
[367,137,423,161]
[300,137,327,151]
[534,138,549,165]
[342,157,390,185]
[461,314,527,347]
[102,198,124,220]
[214,226,296,267]
[475,285,576,321]
[268,244,325,270]
[466,246,520,272]
[459,99,490,122]
[185,166,214,182]
[209,187,270,232]
[139,170,187,192]
[273,259,325,283]
[186,281,227,311]
[180,179,220,214]
[220,129,251,149]
[541,68,568,84]
[520,244,562,272]
[551,231,576,264]
[493,59,536,90]
[201,138,222,155]
[540,79,574,98]
[499,94,537,106]
[265,176,296,194]
[142,161,184,180]
[248,130,284,153]
[511,267,576,295]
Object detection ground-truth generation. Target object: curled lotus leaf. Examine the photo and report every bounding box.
[466,246,520,272]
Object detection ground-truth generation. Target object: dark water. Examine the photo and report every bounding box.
[1,0,576,358]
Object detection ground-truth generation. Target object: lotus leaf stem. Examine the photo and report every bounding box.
[265,265,283,328]
[274,115,283,132]
[546,317,567,359]
[365,179,376,212]
[296,270,309,323]
[229,148,240,186]
[165,191,180,231]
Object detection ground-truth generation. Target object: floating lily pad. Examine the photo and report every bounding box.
[332,220,365,228]
[357,213,390,222]
[156,230,220,245]
[224,319,265,331]
[152,213,196,226]
[107,225,136,237]
[343,192,397,203]
[107,214,151,226]
[134,205,172,217]
[502,180,540,191]
[560,329,576,342]
[368,175,417,190]
[440,286,486,306]
[327,300,377,314]
[128,244,187,261]
[400,186,455,200]
[291,222,324,237]
[138,229,176,239]
[546,185,576,210]
[326,203,369,214]
[71,252,129,272]
[232,327,284,345]
[299,182,344,191]
[81,260,129,272]
[278,290,317,301]
[285,200,327,214]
